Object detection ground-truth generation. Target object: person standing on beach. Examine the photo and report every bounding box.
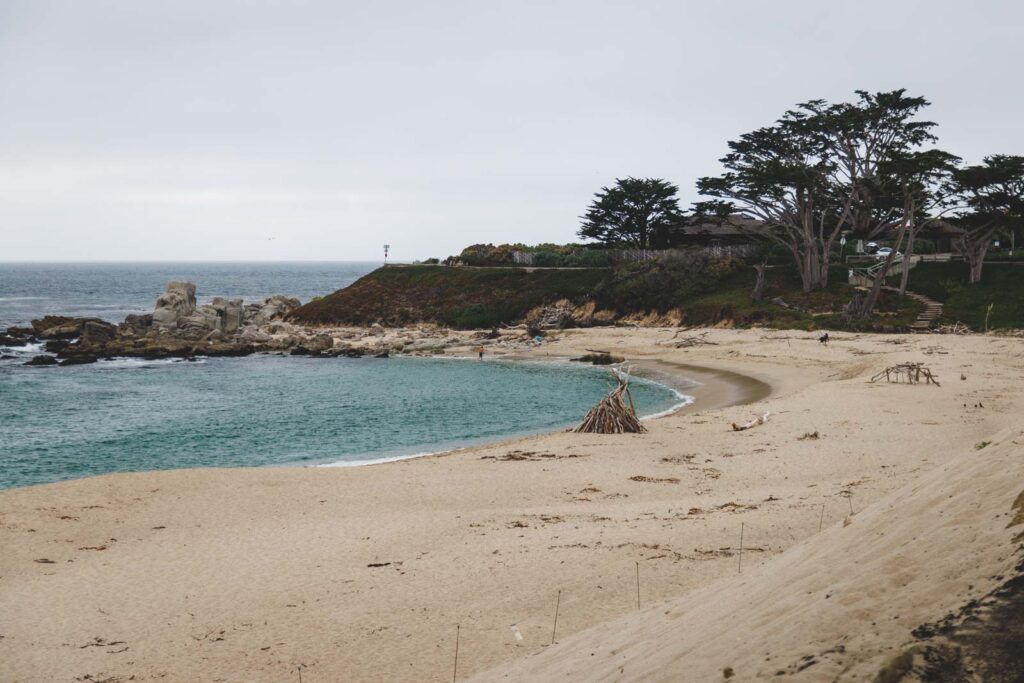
[477,345,485,360]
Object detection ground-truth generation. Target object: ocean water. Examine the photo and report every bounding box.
[0,261,378,328]
[0,263,688,489]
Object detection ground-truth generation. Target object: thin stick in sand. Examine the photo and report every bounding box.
[551,590,562,645]
[635,561,641,610]
[453,624,460,683]
[738,522,745,573]
[819,502,826,532]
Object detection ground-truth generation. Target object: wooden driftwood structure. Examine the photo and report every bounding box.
[575,367,647,434]
[661,330,718,348]
[869,363,940,386]
[932,322,970,335]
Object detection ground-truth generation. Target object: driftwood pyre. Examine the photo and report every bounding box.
[869,363,940,386]
[575,367,647,434]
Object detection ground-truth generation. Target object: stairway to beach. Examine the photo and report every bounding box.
[883,286,943,330]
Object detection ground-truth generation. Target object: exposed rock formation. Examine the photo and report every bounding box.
[1,282,317,363]
[245,295,300,326]
[80,320,117,344]
[3,281,545,365]
[152,281,197,330]
[31,316,105,339]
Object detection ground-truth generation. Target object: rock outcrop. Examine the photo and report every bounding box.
[30,316,105,339]
[3,280,542,365]
[3,282,314,363]
[152,281,197,330]
[80,320,117,344]
[245,295,300,326]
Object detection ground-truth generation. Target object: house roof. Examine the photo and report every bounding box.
[682,216,766,237]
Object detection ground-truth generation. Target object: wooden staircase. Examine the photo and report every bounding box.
[881,286,944,331]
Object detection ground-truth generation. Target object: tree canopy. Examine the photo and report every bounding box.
[696,89,938,292]
[578,177,685,249]
[948,155,1024,282]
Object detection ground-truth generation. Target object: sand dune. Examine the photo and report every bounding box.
[474,427,1024,681]
[1,328,1022,682]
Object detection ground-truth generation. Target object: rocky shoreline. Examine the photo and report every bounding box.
[1,281,549,367]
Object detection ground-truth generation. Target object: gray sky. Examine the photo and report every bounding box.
[1,0,1022,262]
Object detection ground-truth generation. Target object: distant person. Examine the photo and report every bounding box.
[477,346,485,360]
[819,332,830,344]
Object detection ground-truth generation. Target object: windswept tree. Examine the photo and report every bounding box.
[696,90,936,293]
[948,155,1024,283]
[578,177,685,249]
[851,149,960,318]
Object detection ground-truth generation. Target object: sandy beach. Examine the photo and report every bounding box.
[2,327,1022,682]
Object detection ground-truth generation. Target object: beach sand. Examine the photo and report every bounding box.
[1,328,1022,682]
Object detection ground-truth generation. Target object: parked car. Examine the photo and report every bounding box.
[865,241,879,254]
[874,247,902,260]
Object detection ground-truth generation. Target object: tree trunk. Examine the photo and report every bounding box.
[967,250,986,283]
[962,240,987,282]
[751,261,767,302]
[856,222,910,319]
[898,225,918,297]
[962,233,993,284]
[797,244,830,292]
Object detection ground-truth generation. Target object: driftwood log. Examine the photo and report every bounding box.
[732,411,771,432]
[575,368,646,434]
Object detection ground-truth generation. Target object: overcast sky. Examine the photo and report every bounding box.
[1,0,1022,262]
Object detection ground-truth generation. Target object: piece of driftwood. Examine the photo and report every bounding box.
[869,363,940,386]
[663,331,718,348]
[732,411,771,431]
[575,367,646,434]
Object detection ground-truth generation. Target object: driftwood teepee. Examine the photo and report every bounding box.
[575,367,647,434]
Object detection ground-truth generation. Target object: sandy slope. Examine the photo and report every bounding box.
[1,328,1021,682]
[473,429,1024,682]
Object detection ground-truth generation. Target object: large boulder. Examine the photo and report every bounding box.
[152,281,197,330]
[119,314,153,336]
[177,306,220,339]
[80,320,117,344]
[245,295,301,326]
[210,297,244,333]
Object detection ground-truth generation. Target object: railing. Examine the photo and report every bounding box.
[848,255,919,286]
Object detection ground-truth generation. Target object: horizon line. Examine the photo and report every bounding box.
[0,259,397,265]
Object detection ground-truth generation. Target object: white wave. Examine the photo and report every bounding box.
[316,448,453,468]
[0,342,44,354]
[640,392,695,420]
[0,296,48,301]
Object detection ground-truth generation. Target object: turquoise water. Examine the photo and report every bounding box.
[0,353,685,489]
[0,262,688,489]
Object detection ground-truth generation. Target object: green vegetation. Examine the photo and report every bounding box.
[905,262,1024,329]
[289,265,608,329]
[578,177,685,248]
[589,253,919,330]
[290,257,926,331]
[448,243,612,268]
